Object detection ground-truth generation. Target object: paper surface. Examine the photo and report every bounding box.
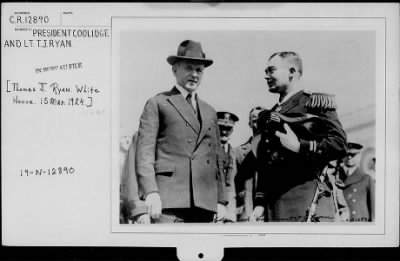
[2,3,399,255]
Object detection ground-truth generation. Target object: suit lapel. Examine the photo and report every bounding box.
[196,98,211,145]
[344,167,364,186]
[167,87,200,134]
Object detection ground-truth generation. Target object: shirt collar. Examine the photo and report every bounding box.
[223,143,228,153]
[175,84,196,100]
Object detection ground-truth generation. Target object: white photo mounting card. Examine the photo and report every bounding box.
[2,3,399,260]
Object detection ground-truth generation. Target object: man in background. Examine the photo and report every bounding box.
[120,132,150,224]
[234,106,266,221]
[217,111,239,222]
[339,142,375,222]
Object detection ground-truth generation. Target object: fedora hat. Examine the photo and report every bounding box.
[167,40,213,67]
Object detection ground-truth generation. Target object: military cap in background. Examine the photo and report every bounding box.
[217,111,239,127]
[348,142,363,152]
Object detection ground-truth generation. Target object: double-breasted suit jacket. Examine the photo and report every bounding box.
[254,90,348,221]
[136,87,227,213]
[342,167,375,222]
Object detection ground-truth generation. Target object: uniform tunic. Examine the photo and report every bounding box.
[254,90,348,222]
[342,167,375,222]
[235,137,258,221]
[220,143,237,221]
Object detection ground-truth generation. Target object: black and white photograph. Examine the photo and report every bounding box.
[2,3,398,257]
[116,18,380,227]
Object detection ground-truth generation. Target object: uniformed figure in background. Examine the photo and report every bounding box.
[251,51,348,222]
[234,106,266,221]
[120,132,150,224]
[324,159,350,222]
[217,111,239,222]
[339,142,375,222]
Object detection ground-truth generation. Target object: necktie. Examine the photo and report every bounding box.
[186,93,196,115]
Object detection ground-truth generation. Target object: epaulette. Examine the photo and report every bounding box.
[303,90,312,96]
[305,92,337,111]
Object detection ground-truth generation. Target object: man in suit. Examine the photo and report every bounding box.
[217,111,239,222]
[120,132,150,224]
[339,142,375,222]
[250,51,348,222]
[234,106,266,222]
[136,40,228,223]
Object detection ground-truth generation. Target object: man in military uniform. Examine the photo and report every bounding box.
[217,111,239,222]
[339,142,375,222]
[234,106,266,221]
[250,51,348,222]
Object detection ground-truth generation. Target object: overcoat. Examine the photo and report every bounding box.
[342,167,375,222]
[136,87,227,213]
[255,90,348,222]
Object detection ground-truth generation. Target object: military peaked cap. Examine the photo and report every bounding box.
[217,111,239,127]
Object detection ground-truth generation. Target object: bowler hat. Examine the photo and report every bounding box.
[217,111,239,127]
[167,40,213,67]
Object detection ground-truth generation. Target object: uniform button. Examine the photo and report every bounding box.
[352,211,356,215]
[208,127,211,131]
[353,188,357,192]
[186,122,189,126]
[352,199,356,203]
[187,140,192,143]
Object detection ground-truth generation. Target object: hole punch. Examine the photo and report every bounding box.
[198,253,204,259]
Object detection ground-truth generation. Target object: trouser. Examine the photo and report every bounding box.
[153,207,215,223]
